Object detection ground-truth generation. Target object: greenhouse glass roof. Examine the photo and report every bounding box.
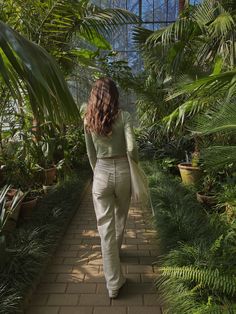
[92,0,202,70]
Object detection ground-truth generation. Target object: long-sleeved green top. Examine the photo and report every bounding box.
[84,110,138,170]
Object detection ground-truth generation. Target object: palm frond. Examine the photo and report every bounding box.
[193,0,217,27]
[164,97,213,130]
[132,27,153,46]
[164,69,236,129]
[79,7,140,38]
[0,21,79,125]
[193,102,236,135]
[146,17,197,48]
[209,11,235,38]
[202,146,236,169]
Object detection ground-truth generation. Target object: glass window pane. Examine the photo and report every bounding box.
[112,0,126,9]
[127,0,139,14]
[142,0,154,22]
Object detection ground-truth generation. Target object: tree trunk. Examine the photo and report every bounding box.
[179,0,185,13]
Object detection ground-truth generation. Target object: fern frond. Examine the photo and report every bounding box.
[159,266,236,297]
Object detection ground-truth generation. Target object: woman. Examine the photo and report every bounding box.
[84,77,138,298]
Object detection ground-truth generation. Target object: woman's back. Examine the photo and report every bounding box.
[84,109,138,170]
[90,110,133,158]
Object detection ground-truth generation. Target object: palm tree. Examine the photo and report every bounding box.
[133,0,236,129]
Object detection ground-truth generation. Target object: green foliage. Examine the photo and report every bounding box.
[0,284,21,314]
[145,160,236,313]
[159,266,236,297]
[0,185,24,234]
[0,21,79,126]
[149,168,211,252]
[0,167,91,313]
[164,70,236,130]
[192,101,236,171]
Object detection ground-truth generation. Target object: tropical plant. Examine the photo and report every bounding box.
[156,264,236,313]
[149,166,212,252]
[163,68,236,130]
[0,167,90,313]
[0,284,20,314]
[192,102,236,170]
[0,0,139,127]
[0,21,79,126]
[158,266,236,296]
[0,185,24,235]
[134,0,236,74]
[132,0,236,133]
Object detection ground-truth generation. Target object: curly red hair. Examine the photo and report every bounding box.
[85,77,119,136]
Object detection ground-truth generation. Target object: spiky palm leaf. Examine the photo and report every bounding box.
[164,68,236,129]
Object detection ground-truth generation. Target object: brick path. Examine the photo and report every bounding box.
[26,187,161,314]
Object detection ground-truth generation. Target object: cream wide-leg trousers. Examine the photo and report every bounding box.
[92,157,131,291]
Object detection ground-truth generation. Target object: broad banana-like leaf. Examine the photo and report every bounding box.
[0,21,80,125]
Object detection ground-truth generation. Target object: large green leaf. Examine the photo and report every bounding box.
[0,21,79,125]
[78,29,111,50]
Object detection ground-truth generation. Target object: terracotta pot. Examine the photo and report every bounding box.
[44,167,57,185]
[0,235,6,270]
[196,192,216,206]
[178,163,202,185]
[20,197,38,219]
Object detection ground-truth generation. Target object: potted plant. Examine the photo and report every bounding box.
[28,133,58,185]
[178,149,202,185]
[20,188,41,219]
[196,174,218,206]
